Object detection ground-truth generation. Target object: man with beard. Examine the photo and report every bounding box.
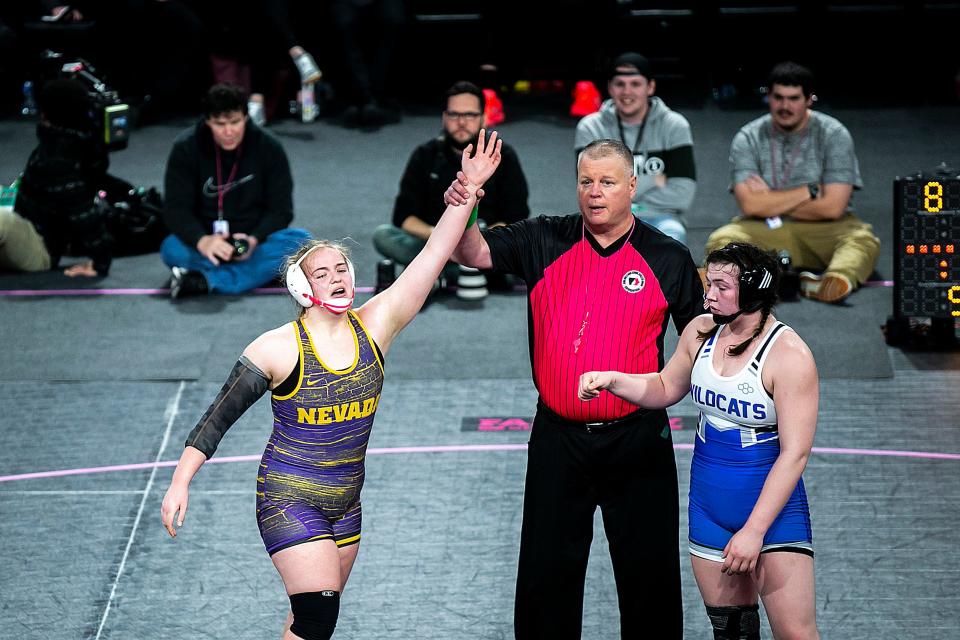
[706,61,879,304]
[372,81,529,297]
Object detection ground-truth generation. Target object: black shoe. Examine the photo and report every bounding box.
[776,250,800,301]
[340,105,361,128]
[375,259,395,294]
[362,101,399,126]
[170,267,208,299]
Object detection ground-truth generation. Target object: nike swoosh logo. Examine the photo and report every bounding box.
[305,378,322,386]
[202,174,255,197]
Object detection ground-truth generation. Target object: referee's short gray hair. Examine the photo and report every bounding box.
[577,139,634,176]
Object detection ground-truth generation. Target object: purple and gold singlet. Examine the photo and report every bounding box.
[256,312,383,555]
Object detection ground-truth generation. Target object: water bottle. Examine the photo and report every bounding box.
[0,178,19,208]
[300,82,316,123]
[21,81,38,117]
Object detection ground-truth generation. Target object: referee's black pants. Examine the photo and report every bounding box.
[514,405,683,639]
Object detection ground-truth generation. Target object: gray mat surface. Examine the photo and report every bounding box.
[3,369,959,638]
[0,286,891,381]
[1,104,958,638]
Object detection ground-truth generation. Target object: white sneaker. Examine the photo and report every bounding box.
[294,52,322,85]
[247,100,266,127]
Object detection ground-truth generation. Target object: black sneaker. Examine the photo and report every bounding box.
[456,265,488,301]
[375,259,395,294]
[170,267,208,299]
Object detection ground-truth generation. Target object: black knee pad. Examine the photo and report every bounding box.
[705,603,760,640]
[290,590,340,640]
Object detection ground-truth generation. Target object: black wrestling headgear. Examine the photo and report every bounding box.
[704,243,779,323]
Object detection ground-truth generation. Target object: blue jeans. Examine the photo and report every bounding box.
[160,228,311,294]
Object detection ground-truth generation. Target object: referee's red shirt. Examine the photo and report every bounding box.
[486,214,704,422]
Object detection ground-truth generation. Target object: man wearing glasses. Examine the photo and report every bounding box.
[373,81,529,297]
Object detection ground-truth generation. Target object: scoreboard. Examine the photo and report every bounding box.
[893,174,960,319]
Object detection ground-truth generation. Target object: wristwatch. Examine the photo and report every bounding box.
[807,183,819,199]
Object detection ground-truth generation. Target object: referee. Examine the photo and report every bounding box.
[449,139,703,638]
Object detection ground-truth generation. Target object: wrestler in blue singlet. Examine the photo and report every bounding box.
[687,320,813,561]
[257,311,383,555]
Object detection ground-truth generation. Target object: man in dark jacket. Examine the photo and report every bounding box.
[160,83,310,298]
[2,77,118,276]
[372,81,529,297]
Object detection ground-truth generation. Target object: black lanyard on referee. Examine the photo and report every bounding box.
[215,144,243,220]
[616,102,648,157]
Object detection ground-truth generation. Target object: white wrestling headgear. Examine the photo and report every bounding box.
[286,245,356,314]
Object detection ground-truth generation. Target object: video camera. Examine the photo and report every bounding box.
[39,50,130,151]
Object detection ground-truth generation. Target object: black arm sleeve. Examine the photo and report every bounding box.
[184,356,270,459]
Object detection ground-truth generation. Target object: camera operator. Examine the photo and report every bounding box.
[1,77,124,277]
[160,83,310,299]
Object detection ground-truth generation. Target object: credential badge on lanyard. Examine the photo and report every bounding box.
[214,144,242,236]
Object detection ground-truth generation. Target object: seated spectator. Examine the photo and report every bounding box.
[160,83,310,298]
[706,61,880,304]
[1,78,123,277]
[372,81,529,297]
[575,52,697,245]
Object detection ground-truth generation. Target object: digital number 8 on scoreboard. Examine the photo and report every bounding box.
[893,174,960,319]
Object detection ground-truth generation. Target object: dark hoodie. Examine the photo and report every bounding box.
[162,120,294,249]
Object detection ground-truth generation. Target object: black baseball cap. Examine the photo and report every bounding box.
[608,53,654,82]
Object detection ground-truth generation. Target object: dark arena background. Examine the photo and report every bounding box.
[1,2,959,638]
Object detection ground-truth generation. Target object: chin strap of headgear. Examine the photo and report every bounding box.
[303,292,353,315]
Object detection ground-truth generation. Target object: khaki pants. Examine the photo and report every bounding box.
[705,213,880,285]
[0,207,51,272]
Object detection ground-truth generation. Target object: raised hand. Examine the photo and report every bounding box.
[460,129,502,193]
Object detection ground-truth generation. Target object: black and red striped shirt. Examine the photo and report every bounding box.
[486,214,703,422]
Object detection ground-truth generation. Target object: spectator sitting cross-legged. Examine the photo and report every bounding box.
[160,83,310,298]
